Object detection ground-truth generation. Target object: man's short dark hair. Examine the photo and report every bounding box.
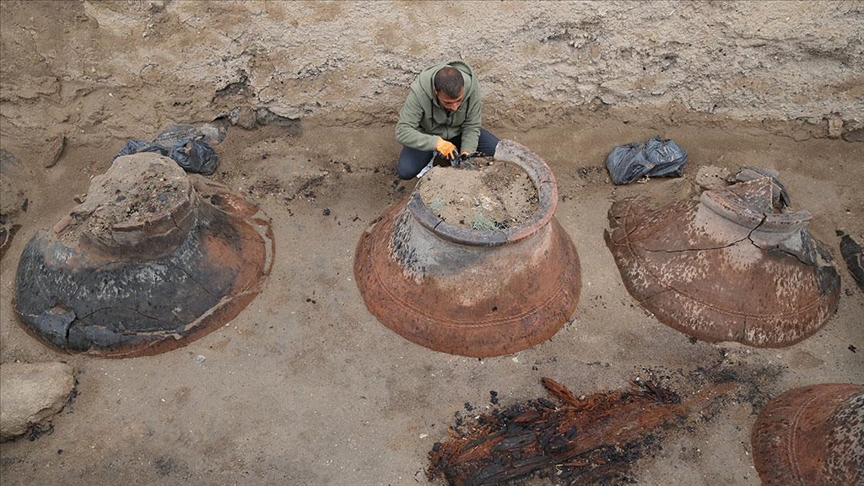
[434,66,464,98]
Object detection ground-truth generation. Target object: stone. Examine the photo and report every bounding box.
[826,115,844,139]
[0,362,75,442]
[842,127,864,143]
[44,133,66,168]
[229,106,257,129]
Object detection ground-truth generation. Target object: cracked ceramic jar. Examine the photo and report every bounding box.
[605,170,840,347]
[752,383,864,486]
[354,140,581,357]
[14,153,273,358]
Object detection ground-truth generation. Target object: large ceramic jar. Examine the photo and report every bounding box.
[354,140,581,357]
[752,383,863,485]
[14,153,272,358]
[605,171,840,347]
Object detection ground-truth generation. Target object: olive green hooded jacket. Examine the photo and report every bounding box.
[395,60,482,154]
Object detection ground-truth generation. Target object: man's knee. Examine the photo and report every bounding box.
[478,129,500,155]
[397,147,432,179]
[397,164,417,180]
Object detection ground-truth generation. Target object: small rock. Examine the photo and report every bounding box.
[229,106,257,130]
[826,115,843,139]
[599,94,616,106]
[52,214,73,234]
[842,127,864,143]
[0,362,75,442]
[44,134,66,168]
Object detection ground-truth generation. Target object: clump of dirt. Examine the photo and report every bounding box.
[416,158,538,230]
[55,153,190,246]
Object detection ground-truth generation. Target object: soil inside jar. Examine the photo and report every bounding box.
[416,158,539,230]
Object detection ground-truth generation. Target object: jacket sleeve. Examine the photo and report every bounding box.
[395,90,439,151]
[459,88,482,154]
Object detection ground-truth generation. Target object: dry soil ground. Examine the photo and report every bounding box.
[0,109,862,485]
[2,1,863,484]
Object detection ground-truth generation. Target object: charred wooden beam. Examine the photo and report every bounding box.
[428,378,734,485]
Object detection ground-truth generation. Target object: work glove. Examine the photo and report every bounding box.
[435,138,457,160]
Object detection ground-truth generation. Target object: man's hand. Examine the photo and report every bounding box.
[435,138,457,160]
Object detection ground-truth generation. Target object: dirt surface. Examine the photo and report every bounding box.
[417,160,537,230]
[1,115,863,486]
[1,1,863,486]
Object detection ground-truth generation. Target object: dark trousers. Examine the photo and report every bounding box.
[397,128,500,179]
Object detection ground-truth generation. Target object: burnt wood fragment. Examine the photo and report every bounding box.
[428,378,732,485]
[838,230,864,292]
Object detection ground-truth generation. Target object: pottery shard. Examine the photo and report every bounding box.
[0,362,75,441]
[843,127,864,143]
